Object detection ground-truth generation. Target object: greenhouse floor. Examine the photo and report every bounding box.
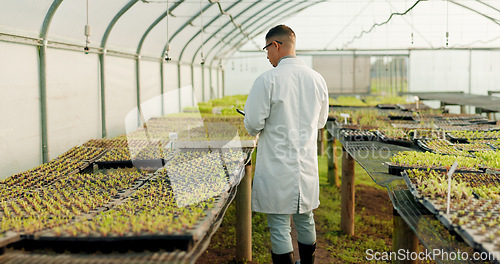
[198,155,439,263]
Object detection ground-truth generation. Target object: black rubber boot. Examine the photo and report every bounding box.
[271,251,294,264]
[297,241,316,264]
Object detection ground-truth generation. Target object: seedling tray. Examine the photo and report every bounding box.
[402,169,500,259]
[387,162,483,176]
[402,172,444,215]
[480,243,500,264]
[376,104,399,110]
[454,224,488,252]
[436,213,455,230]
[445,133,470,143]
[469,120,498,125]
[30,232,195,252]
[339,129,378,142]
[401,171,461,216]
[0,231,22,248]
[29,192,228,253]
[388,114,414,121]
[375,130,414,147]
[447,133,500,143]
[95,159,167,170]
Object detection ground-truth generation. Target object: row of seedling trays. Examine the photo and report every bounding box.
[387,150,500,176]
[0,141,249,252]
[339,125,500,151]
[401,169,500,261]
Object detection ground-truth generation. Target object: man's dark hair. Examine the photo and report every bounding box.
[265,24,295,40]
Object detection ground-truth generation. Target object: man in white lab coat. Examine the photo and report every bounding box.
[244,25,329,264]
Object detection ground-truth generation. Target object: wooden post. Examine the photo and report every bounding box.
[460,105,467,115]
[488,112,495,120]
[236,162,252,261]
[317,128,325,156]
[341,147,355,236]
[327,133,339,188]
[440,102,446,111]
[393,209,418,264]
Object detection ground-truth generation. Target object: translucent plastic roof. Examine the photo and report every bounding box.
[243,0,500,52]
[1,0,500,65]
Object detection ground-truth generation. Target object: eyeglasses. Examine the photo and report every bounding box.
[262,40,282,53]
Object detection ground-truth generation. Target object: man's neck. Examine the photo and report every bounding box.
[277,54,297,65]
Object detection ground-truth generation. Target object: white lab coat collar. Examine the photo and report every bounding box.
[277,55,298,66]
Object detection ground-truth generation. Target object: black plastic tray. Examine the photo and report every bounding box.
[446,133,470,143]
[0,232,22,248]
[388,115,414,121]
[29,192,228,253]
[376,104,399,110]
[375,130,414,147]
[387,162,483,176]
[339,129,378,142]
[95,159,167,170]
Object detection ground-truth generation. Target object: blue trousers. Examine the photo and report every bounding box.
[267,211,316,254]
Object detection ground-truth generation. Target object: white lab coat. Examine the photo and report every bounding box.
[244,57,329,214]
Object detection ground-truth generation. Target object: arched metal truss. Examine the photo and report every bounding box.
[2,0,500,163]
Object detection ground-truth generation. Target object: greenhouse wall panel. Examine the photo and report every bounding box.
[180,65,192,88]
[409,50,469,93]
[210,69,218,99]
[470,51,500,95]
[224,53,271,96]
[180,64,193,109]
[162,62,179,114]
[193,65,203,103]
[139,60,162,120]
[162,89,179,115]
[204,67,210,100]
[218,69,223,98]
[106,56,136,138]
[0,42,41,179]
[163,63,178,92]
[46,49,100,159]
[181,85,194,111]
[140,60,161,104]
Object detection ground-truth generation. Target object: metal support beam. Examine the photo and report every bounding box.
[191,64,195,106]
[136,57,141,126]
[201,65,205,102]
[99,53,107,138]
[187,0,246,65]
[160,62,165,116]
[136,1,183,118]
[100,0,139,138]
[178,63,182,112]
[209,1,309,62]
[161,2,213,63]
[221,68,225,98]
[217,66,221,99]
[208,66,213,100]
[39,0,64,163]
[207,0,283,60]
[468,49,472,96]
[352,51,356,94]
